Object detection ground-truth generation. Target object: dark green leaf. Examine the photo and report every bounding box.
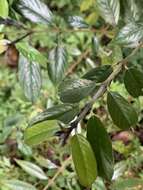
[68,16,88,28]
[87,116,114,180]
[18,0,53,24]
[107,91,138,129]
[59,79,96,103]
[48,45,68,85]
[82,65,112,82]
[115,22,143,47]
[18,54,42,102]
[24,120,58,146]
[96,0,120,25]
[71,134,97,187]
[30,104,79,125]
[124,67,143,98]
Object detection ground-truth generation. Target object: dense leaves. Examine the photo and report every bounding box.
[107,92,138,129]
[87,116,114,180]
[71,134,97,187]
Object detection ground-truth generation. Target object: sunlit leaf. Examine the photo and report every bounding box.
[68,16,88,28]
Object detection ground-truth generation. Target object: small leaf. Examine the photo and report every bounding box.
[0,39,10,54]
[87,116,114,180]
[30,104,79,126]
[2,180,37,190]
[24,120,58,146]
[18,54,42,102]
[83,65,112,82]
[48,45,68,85]
[18,0,53,24]
[71,134,97,187]
[96,0,120,25]
[0,0,9,18]
[15,159,47,180]
[80,0,94,12]
[59,79,96,103]
[68,16,88,28]
[115,22,143,47]
[124,67,143,98]
[107,91,138,129]
[92,35,100,56]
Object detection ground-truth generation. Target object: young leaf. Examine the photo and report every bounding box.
[87,116,114,180]
[124,67,143,98]
[82,65,112,82]
[30,104,79,126]
[18,0,53,24]
[115,22,143,47]
[15,159,47,180]
[48,45,68,85]
[59,79,96,103]
[0,0,9,18]
[107,91,138,130]
[71,134,97,187]
[2,180,37,190]
[96,0,120,25]
[68,16,88,28]
[18,54,42,102]
[24,120,58,146]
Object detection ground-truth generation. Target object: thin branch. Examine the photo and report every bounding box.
[10,31,33,44]
[43,156,72,190]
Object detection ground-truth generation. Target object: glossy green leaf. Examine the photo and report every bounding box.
[30,104,79,125]
[87,116,114,180]
[115,22,143,47]
[18,0,53,24]
[2,180,37,190]
[0,0,9,18]
[24,120,58,146]
[18,54,42,102]
[96,0,120,25]
[107,91,138,129]
[71,134,97,187]
[68,16,88,28]
[59,79,96,103]
[15,159,47,180]
[83,65,112,82]
[124,67,143,98]
[48,45,68,85]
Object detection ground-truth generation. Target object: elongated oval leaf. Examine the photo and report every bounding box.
[87,116,114,180]
[124,67,143,98]
[48,45,68,85]
[96,0,120,25]
[18,0,52,24]
[107,91,138,129]
[15,159,47,180]
[24,120,58,146]
[18,54,42,102]
[59,79,96,103]
[30,104,79,125]
[115,22,143,47]
[68,16,88,28]
[0,0,9,18]
[2,180,37,190]
[71,134,97,187]
[83,65,112,82]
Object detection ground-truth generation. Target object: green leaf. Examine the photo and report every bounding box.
[59,79,96,103]
[30,104,79,125]
[71,134,97,187]
[82,65,112,82]
[18,54,42,102]
[92,35,100,56]
[0,0,9,18]
[2,180,37,190]
[124,67,143,98]
[68,16,88,28]
[15,159,47,180]
[24,120,58,146]
[107,91,138,129]
[18,0,53,24]
[96,0,120,25]
[115,22,143,47]
[48,45,68,85]
[87,116,114,180]
[111,178,143,190]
